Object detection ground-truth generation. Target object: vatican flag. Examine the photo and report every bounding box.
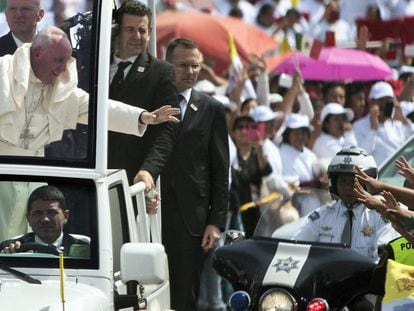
[382,259,414,310]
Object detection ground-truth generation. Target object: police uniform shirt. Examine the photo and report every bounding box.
[293,200,400,261]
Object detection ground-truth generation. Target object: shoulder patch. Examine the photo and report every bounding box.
[309,211,320,221]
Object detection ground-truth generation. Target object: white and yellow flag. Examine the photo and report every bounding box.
[382,259,414,310]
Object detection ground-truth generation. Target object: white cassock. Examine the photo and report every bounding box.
[0,43,146,156]
[0,43,147,243]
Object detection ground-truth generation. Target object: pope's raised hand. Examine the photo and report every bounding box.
[141,105,180,125]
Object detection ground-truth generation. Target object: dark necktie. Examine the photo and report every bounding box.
[341,209,354,245]
[110,61,131,95]
[178,94,185,121]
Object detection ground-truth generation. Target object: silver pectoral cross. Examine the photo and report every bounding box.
[20,128,35,149]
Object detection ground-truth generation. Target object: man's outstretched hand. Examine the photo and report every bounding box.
[141,105,180,125]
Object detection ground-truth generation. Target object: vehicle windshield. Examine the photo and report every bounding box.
[0,0,99,168]
[0,177,98,269]
[253,188,334,241]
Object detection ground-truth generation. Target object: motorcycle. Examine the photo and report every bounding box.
[213,188,380,311]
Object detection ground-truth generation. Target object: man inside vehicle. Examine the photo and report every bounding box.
[0,185,89,257]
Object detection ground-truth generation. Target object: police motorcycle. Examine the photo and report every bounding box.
[213,147,384,311]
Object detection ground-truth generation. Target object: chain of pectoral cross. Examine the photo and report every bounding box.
[20,84,45,149]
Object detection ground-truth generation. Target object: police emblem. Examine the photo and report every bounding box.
[361,225,375,237]
[309,211,320,221]
[273,257,300,273]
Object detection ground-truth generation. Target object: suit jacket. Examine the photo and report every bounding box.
[161,90,229,236]
[108,52,179,183]
[0,32,18,57]
[0,232,89,256]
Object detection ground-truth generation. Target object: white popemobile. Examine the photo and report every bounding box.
[0,0,170,310]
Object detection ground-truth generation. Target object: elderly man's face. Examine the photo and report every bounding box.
[5,0,44,40]
[31,35,72,84]
[27,199,69,244]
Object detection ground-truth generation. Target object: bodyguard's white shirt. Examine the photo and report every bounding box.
[293,200,399,261]
[353,115,414,166]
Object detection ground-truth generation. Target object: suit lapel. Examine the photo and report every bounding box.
[122,52,150,88]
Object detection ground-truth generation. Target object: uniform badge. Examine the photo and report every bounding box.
[361,225,375,237]
[309,211,320,221]
[137,66,145,72]
[190,103,198,111]
[273,256,300,273]
[321,226,332,231]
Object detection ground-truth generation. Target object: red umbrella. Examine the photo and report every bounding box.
[274,47,393,81]
[156,10,279,75]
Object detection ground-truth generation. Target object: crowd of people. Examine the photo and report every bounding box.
[2,0,414,310]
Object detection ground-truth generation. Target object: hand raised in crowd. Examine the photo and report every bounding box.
[369,104,380,130]
[354,178,386,213]
[140,105,180,125]
[381,190,414,242]
[355,166,383,194]
[392,100,409,124]
[395,156,414,185]
[291,69,305,94]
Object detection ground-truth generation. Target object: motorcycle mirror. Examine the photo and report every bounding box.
[224,230,245,245]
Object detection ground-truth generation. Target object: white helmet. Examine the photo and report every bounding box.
[328,146,377,196]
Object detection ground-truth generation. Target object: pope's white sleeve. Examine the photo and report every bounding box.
[107,99,146,136]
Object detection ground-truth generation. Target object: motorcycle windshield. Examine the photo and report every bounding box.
[253,188,337,242]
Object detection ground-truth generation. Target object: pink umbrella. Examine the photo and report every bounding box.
[274,47,393,81]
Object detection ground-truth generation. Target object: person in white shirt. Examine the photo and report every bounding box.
[280,113,318,187]
[353,81,414,166]
[312,102,358,163]
[293,146,399,261]
[249,105,291,198]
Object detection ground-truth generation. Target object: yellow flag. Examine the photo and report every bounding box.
[291,0,299,7]
[382,259,414,310]
[279,33,291,55]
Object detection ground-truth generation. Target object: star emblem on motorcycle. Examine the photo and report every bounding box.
[273,257,300,273]
[361,225,375,237]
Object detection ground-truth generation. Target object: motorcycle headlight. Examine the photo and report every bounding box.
[259,288,297,311]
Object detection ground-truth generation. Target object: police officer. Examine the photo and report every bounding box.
[293,146,399,261]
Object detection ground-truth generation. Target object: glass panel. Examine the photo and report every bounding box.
[0,177,98,269]
[0,0,97,166]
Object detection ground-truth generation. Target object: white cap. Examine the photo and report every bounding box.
[368,81,395,100]
[399,65,414,76]
[194,79,216,94]
[268,93,283,104]
[249,105,283,122]
[213,94,237,112]
[285,113,310,129]
[320,103,354,122]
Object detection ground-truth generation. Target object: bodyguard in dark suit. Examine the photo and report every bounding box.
[108,0,178,188]
[162,38,229,310]
[0,0,44,57]
[0,32,18,56]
